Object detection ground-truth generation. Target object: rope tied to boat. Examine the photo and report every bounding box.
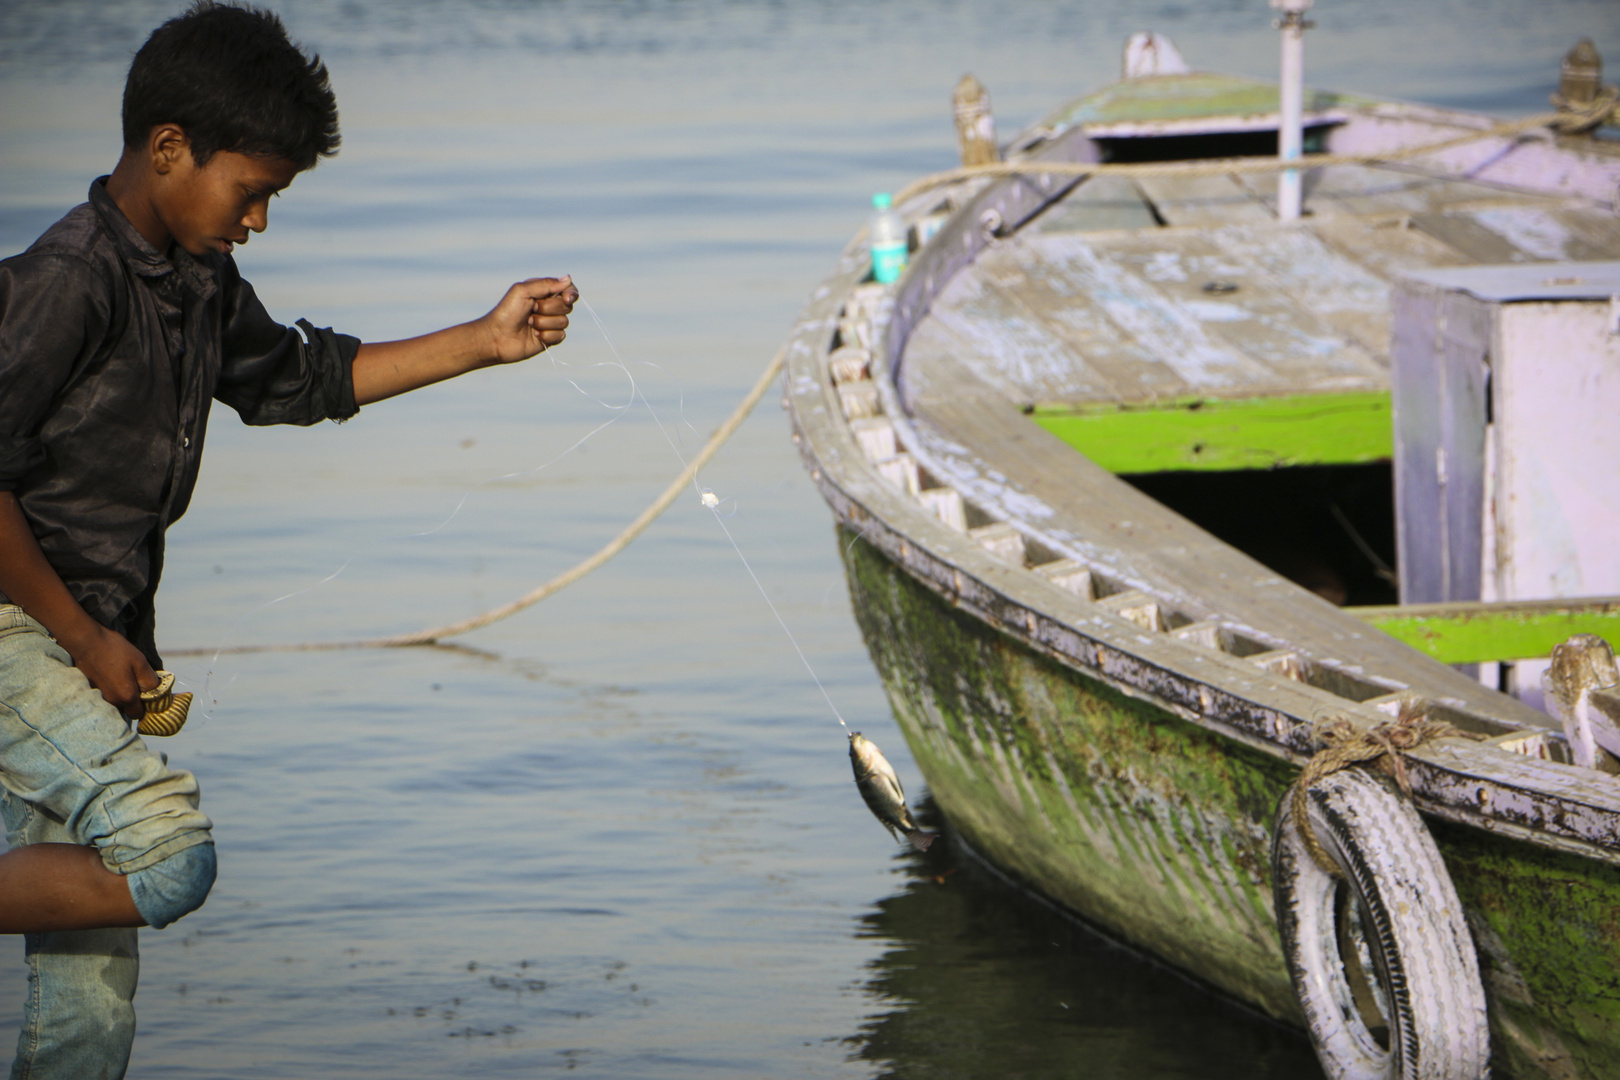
[1289,704,1464,876]
[1551,84,1620,135]
[168,348,788,656]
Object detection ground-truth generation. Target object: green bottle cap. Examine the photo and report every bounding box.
[872,193,892,209]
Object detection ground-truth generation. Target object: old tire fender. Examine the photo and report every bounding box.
[1272,768,1489,1080]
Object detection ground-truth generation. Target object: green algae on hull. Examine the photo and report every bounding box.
[841,526,1303,1022]
[840,528,1620,1078]
[1430,819,1620,1079]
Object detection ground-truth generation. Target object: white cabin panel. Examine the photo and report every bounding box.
[1492,300,1620,602]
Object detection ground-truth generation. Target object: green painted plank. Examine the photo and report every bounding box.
[1350,598,1620,664]
[1031,391,1391,473]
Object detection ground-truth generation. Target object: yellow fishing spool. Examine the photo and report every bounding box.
[138,671,192,737]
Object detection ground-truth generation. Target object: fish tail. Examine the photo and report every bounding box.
[906,830,938,853]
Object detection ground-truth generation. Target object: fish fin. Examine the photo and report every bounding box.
[906,830,938,853]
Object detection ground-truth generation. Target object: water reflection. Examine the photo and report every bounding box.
[851,807,1323,1079]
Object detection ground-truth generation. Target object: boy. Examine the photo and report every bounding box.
[0,3,578,1075]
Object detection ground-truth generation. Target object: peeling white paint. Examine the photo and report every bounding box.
[1471,207,1578,261]
[1182,299,1253,322]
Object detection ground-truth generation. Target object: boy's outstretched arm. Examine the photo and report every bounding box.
[351,276,578,406]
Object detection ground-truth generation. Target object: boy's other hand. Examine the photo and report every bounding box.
[0,491,157,718]
[70,625,159,719]
[483,276,578,364]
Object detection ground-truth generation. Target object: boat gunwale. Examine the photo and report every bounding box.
[782,90,1620,868]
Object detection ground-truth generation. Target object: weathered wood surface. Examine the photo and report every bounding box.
[1416,204,1620,263]
[1034,173,1158,233]
[902,164,1620,412]
[1085,227,1388,384]
[1234,163,1537,219]
[1133,173,1274,226]
[1391,278,1492,605]
[1493,298,1620,601]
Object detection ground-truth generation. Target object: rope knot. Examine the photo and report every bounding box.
[1289,703,1462,876]
[1550,84,1620,135]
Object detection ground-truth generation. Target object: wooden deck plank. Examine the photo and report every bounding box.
[922,237,1200,405]
[1462,205,1620,262]
[1085,227,1388,388]
[1134,173,1273,226]
[899,303,1122,410]
[1034,175,1160,233]
[1549,206,1620,260]
[1408,204,1620,264]
[1237,164,1544,219]
[1201,223,1400,362]
[1351,596,1620,665]
[1033,390,1393,472]
[1411,211,1545,263]
[1000,233,1285,397]
[1307,214,1472,282]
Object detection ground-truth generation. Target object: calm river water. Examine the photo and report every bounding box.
[1,1,1615,1076]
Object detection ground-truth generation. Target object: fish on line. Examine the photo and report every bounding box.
[849,732,937,852]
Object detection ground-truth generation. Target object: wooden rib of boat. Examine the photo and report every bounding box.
[783,37,1620,1080]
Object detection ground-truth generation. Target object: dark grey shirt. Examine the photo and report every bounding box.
[0,179,360,667]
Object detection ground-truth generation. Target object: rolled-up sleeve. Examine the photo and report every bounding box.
[214,264,360,427]
[0,254,111,490]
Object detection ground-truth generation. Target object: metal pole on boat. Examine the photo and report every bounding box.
[1271,0,1313,221]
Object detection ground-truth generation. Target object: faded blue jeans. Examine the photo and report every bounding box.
[0,606,216,1080]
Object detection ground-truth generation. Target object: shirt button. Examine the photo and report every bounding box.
[181,436,191,449]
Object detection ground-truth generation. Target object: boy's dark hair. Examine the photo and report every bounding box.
[122,1,339,171]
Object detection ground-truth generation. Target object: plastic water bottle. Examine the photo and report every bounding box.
[868,193,908,284]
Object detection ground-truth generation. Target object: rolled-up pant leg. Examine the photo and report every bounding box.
[0,607,215,1080]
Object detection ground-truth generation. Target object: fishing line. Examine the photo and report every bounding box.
[189,323,651,714]
[183,296,848,738]
[579,300,851,732]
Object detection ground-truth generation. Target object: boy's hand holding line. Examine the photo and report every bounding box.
[352,276,579,406]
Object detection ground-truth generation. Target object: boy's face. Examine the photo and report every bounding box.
[155,140,300,258]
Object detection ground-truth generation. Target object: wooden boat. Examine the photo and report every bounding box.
[783,30,1620,1080]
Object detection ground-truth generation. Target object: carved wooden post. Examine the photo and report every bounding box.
[1560,38,1603,107]
[953,74,999,167]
